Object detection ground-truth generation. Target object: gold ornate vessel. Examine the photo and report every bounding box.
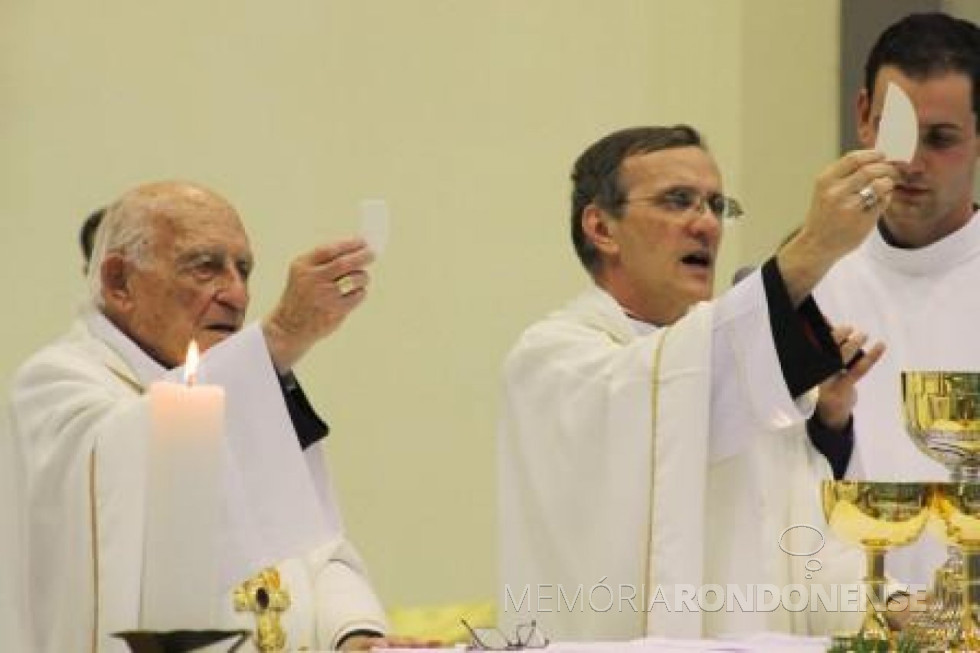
[822,480,932,644]
[901,372,980,650]
[903,371,980,477]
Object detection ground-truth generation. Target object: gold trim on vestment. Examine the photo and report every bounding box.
[639,326,671,635]
[89,450,100,653]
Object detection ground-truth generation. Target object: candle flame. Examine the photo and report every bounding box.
[184,340,200,386]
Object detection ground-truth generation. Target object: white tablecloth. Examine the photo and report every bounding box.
[386,632,829,652]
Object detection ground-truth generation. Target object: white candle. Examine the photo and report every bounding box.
[141,341,224,630]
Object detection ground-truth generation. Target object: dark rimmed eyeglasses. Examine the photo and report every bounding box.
[460,618,549,651]
[618,186,744,221]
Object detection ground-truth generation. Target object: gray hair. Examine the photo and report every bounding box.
[86,194,158,308]
[85,181,238,308]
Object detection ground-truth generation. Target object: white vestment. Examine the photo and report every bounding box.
[8,311,386,652]
[499,275,860,641]
[814,212,980,586]
[0,399,31,651]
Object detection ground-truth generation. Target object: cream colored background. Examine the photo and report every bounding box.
[0,1,841,610]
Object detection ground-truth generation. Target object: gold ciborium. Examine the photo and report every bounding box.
[903,371,980,480]
[930,483,980,650]
[822,481,932,643]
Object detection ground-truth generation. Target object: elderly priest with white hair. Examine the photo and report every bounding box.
[4,181,410,652]
[499,125,895,641]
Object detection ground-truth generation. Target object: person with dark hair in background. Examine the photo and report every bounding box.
[80,206,105,274]
[814,12,980,591]
[499,125,893,641]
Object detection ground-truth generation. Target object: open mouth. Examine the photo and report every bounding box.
[681,251,713,269]
[202,323,239,335]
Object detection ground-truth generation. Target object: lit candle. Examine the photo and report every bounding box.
[141,340,225,630]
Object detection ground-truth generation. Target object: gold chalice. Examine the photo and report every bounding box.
[903,371,980,479]
[822,481,932,644]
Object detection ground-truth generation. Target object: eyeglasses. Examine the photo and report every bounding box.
[460,618,549,651]
[619,186,744,221]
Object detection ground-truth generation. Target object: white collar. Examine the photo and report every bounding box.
[865,210,980,276]
[83,309,167,387]
[560,285,661,339]
[627,314,658,336]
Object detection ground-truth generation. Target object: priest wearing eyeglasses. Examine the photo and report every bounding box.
[498,125,895,641]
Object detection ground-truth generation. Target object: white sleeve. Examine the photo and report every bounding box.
[708,270,812,462]
[307,538,388,649]
[166,324,340,587]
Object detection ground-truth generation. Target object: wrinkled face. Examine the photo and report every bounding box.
[597,146,723,325]
[858,66,980,246]
[107,192,254,368]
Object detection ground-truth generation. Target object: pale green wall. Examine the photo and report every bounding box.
[0,1,839,610]
[944,0,980,23]
[740,3,841,263]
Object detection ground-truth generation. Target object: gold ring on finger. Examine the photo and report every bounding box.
[336,275,356,296]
